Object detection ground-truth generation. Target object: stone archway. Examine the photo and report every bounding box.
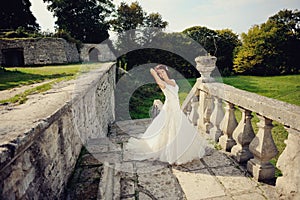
[80,43,115,62]
[88,47,100,62]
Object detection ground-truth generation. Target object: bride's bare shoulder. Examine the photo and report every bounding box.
[167,79,176,87]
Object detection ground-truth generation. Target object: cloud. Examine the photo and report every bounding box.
[30,0,56,32]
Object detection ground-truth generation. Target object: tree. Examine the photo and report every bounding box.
[110,1,145,33]
[0,0,39,32]
[44,0,114,43]
[110,1,168,48]
[111,1,169,73]
[234,9,300,75]
[183,26,218,55]
[183,26,240,75]
[269,9,300,74]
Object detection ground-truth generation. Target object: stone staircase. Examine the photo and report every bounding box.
[66,119,280,200]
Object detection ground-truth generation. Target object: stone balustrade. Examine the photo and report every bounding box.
[182,55,300,199]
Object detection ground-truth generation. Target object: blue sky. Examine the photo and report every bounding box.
[30,0,299,35]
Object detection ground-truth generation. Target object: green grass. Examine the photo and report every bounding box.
[220,75,300,106]
[0,63,104,104]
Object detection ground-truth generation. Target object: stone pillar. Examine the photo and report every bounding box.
[195,55,217,135]
[276,127,300,199]
[247,115,278,181]
[218,102,237,151]
[209,97,224,142]
[231,108,255,163]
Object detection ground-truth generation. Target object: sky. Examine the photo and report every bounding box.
[30,0,300,35]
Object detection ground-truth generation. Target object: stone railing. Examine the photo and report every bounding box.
[182,56,300,199]
[0,63,116,199]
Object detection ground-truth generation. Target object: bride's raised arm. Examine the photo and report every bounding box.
[150,68,166,89]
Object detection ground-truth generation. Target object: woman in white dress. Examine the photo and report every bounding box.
[126,64,209,165]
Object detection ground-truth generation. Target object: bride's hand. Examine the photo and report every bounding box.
[150,68,156,75]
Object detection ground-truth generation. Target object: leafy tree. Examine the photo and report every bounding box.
[110,1,168,48]
[183,26,240,76]
[44,0,114,43]
[269,9,300,74]
[183,26,218,55]
[234,9,300,75]
[0,0,39,32]
[110,1,145,33]
[111,1,170,74]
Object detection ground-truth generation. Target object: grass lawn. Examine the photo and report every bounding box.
[0,63,103,90]
[0,63,103,104]
[221,75,300,106]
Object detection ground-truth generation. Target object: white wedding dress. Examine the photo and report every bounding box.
[126,79,208,165]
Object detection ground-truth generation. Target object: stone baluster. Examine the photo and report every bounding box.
[231,108,255,163]
[247,115,278,181]
[150,99,163,119]
[209,97,224,142]
[276,127,300,199]
[184,99,192,116]
[198,91,213,134]
[218,102,237,151]
[188,93,199,126]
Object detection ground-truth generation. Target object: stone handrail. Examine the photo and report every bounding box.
[198,81,300,130]
[182,55,300,199]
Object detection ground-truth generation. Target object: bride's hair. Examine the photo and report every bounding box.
[155,64,171,79]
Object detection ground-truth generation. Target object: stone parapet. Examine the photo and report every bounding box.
[197,81,300,131]
[0,63,116,199]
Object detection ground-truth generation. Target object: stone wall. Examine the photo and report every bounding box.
[0,38,80,66]
[0,63,116,199]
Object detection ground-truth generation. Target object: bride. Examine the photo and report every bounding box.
[125,64,210,165]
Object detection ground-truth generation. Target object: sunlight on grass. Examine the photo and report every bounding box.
[0,63,104,104]
[221,75,300,106]
[0,63,103,91]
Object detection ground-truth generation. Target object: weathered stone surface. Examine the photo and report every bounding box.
[137,167,184,199]
[232,192,266,200]
[172,159,206,172]
[202,150,233,168]
[173,168,225,199]
[212,166,259,195]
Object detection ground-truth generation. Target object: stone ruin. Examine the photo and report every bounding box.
[0,38,115,67]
